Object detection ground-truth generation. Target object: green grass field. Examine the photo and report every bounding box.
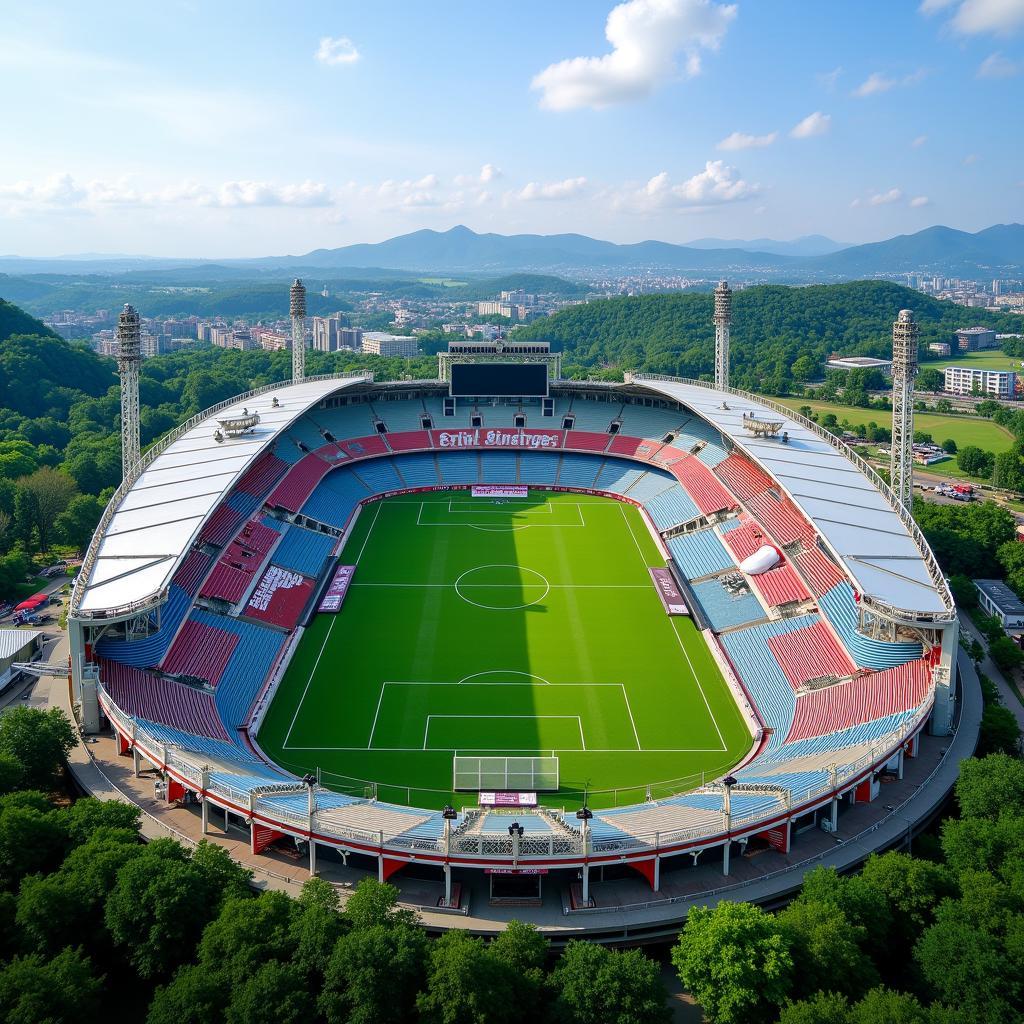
[779,399,1014,454]
[257,491,751,809]
[930,348,1024,373]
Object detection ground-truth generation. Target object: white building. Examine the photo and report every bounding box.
[826,355,893,376]
[943,365,1017,398]
[361,332,418,358]
[975,579,1024,628]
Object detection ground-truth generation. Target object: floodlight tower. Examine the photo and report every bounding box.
[890,308,919,511]
[290,278,307,383]
[116,303,141,480]
[713,280,732,390]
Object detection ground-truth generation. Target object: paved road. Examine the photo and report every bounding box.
[958,616,1024,731]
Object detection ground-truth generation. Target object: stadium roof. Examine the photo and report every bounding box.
[633,377,949,615]
[75,375,369,616]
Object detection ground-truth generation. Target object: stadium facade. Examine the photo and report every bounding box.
[68,338,958,917]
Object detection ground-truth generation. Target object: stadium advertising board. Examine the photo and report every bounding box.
[484,868,549,875]
[649,567,689,616]
[319,565,356,613]
[247,565,315,626]
[431,428,565,450]
[471,485,529,498]
[478,791,538,807]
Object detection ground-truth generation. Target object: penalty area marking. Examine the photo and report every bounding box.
[423,715,586,751]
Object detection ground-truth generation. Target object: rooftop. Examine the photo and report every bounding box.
[632,376,951,616]
[73,375,369,616]
[974,579,1024,616]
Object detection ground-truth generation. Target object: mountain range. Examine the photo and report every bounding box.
[0,223,1021,281]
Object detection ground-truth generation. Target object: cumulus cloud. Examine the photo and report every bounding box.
[852,69,927,96]
[978,50,1021,76]
[315,36,360,65]
[0,173,334,209]
[912,134,929,147]
[789,111,831,138]
[456,164,503,187]
[531,0,737,110]
[851,187,922,208]
[920,0,1024,35]
[717,130,777,151]
[517,177,588,201]
[619,160,758,211]
[910,195,931,207]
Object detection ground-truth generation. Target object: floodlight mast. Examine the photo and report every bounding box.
[116,304,142,480]
[290,278,307,383]
[713,280,732,390]
[890,309,919,511]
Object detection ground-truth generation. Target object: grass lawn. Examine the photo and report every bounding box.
[780,399,1014,454]
[258,491,750,809]
[928,348,1024,373]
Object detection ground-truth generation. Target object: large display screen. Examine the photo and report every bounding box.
[450,362,548,397]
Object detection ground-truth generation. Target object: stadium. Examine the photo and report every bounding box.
[67,305,961,926]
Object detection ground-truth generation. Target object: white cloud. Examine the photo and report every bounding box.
[817,66,843,90]
[853,69,927,96]
[920,0,1024,35]
[209,181,333,207]
[789,111,831,138]
[910,195,931,207]
[0,173,87,205]
[456,164,503,187]
[531,0,737,111]
[853,72,897,96]
[978,51,1021,76]
[912,134,929,147]
[717,130,778,151]
[869,187,904,205]
[964,152,980,164]
[315,36,360,66]
[517,177,588,201]
[622,160,759,210]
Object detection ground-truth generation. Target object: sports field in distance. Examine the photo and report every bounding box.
[257,491,751,809]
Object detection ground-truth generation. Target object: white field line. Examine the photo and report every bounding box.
[421,714,585,751]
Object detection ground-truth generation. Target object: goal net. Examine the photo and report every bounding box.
[453,755,559,792]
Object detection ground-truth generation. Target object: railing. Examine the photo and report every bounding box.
[630,374,956,621]
[70,372,372,619]
[96,677,932,861]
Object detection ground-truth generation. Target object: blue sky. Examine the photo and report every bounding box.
[1,0,1022,257]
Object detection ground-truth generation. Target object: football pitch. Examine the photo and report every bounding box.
[257,491,751,809]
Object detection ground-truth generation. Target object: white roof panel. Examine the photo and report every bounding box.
[633,377,950,615]
[76,375,369,614]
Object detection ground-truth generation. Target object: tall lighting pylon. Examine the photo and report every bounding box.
[290,278,307,383]
[713,280,732,390]
[116,303,141,480]
[890,308,919,510]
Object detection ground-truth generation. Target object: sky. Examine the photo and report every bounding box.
[0,0,1022,257]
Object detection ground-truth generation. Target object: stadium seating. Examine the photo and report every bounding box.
[670,457,736,515]
[271,525,336,578]
[719,515,770,560]
[352,458,403,493]
[480,451,519,483]
[690,578,766,631]
[174,549,213,597]
[766,620,855,690]
[564,430,612,452]
[189,611,287,731]
[749,562,810,606]
[787,657,932,743]
[643,482,700,529]
[390,453,441,487]
[370,400,428,432]
[517,452,560,486]
[200,561,255,604]
[163,618,239,685]
[594,461,645,493]
[200,502,246,548]
[100,658,229,740]
[131,718,283,774]
[556,453,602,488]
[267,451,335,513]
[565,400,619,432]
[667,530,735,580]
[315,403,381,439]
[234,450,289,499]
[302,470,371,529]
[757,709,918,766]
[437,452,480,484]
[94,583,192,668]
[795,544,847,596]
[385,430,432,452]
[819,582,923,669]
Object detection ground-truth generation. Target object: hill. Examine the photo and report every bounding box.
[515,280,1021,391]
[0,297,60,343]
[291,225,792,274]
[810,223,1024,278]
[685,234,849,257]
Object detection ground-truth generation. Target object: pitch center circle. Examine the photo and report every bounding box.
[454,564,550,610]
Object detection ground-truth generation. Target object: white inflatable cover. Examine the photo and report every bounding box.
[740,545,780,575]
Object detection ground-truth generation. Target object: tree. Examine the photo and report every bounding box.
[289,877,347,979]
[955,755,1024,820]
[778,992,851,1024]
[63,796,141,844]
[547,941,671,1024]
[53,493,104,552]
[321,920,428,1024]
[956,446,995,479]
[992,445,1024,493]
[0,706,77,791]
[0,948,103,1024]
[226,962,313,1024]
[948,574,978,610]
[989,636,1024,673]
[979,704,1023,757]
[16,466,78,552]
[942,438,958,454]
[195,892,294,977]
[776,900,879,1000]
[0,791,68,889]
[146,964,226,1024]
[672,901,794,1024]
[791,355,818,382]
[344,877,410,929]
[489,920,548,1017]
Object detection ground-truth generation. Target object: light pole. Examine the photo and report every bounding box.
[576,802,594,907]
[442,804,458,907]
[722,775,737,876]
[508,821,524,868]
[303,773,317,876]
